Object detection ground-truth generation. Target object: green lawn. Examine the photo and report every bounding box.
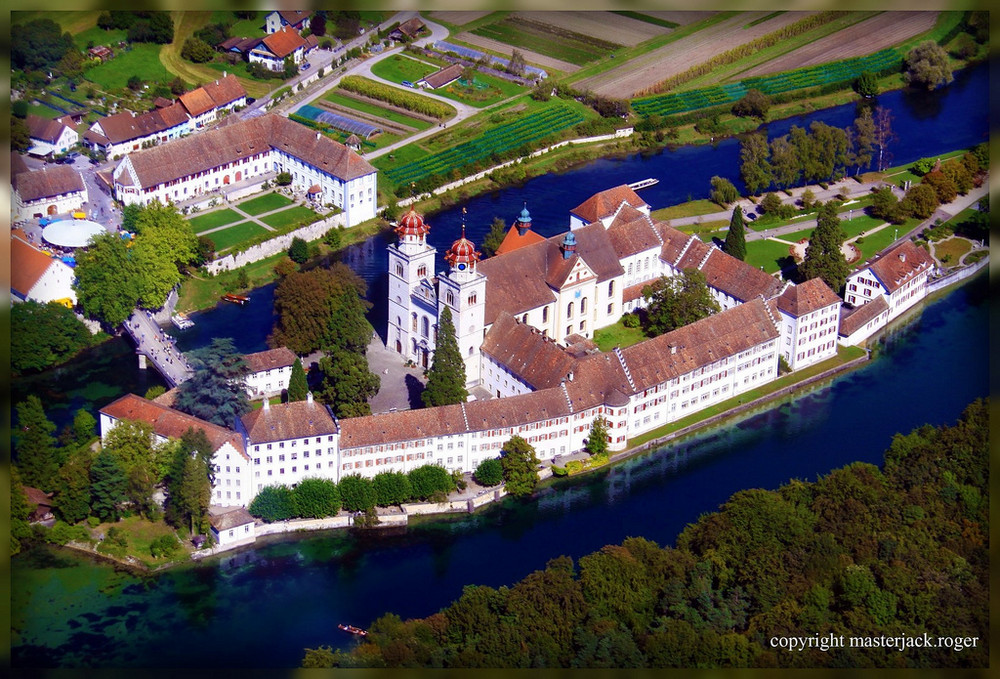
[370,55,437,85]
[202,61,278,83]
[25,103,64,119]
[651,199,722,220]
[73,26,127,50]
[260,205,319,229]
[323,91,434,131]
[744,238,794,273]
[840,214,886,239]
[594,320,648,351]
[189,209,244,233]
[238,192,294,216]
[84,43,171,90]
[211,10,267,38]
[853,223,908,262]
[932,237,972,264]
[431,71,528,108]
[209,221,271,252]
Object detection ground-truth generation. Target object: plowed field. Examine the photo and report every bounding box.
[429,11,491,27]
[511,11,668,46]
[455,31,581,74]
[737,11,939,79]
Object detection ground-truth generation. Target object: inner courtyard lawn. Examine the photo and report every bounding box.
[238,192,294,216]
[259,206,319,229]
[209,221,270,252]
[189,209,243,233]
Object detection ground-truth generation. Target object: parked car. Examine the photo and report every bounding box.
[302,62,311,70]
[401,80,414,88]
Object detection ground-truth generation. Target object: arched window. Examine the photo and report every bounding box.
[580,297,588,314]
[395,263,403,276]
[421,316,429,338]
[468,346,474,356]
[542,306,549,322]
[567,302,574,319]
[417,265,427,278]
[412,313,418,332]
[447,291,455,306]
[608,281,615,296]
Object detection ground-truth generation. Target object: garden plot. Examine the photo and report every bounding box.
[737,11,938,79]
[511,11,666,46]
[576,11,812,98]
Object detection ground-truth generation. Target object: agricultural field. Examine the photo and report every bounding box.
[83,43,171,90]
[426,71,527,108]
[428,11,492,27]
[12,10,99,33]
[454,31,580,75]
[510,11,668,46]
[370,55,437,85]
[324,91,434,131]
[210,9,267,38]
[737,12,939,79]
[576,11,811,98]
[237,192,294,216]
[339,76,456,119]
[378,103,586,189]
[73,25,128,51]
[470,14,622,67]
[640,11,718,27]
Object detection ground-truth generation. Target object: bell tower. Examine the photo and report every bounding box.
[387,208,436,364]
[438,208,487,386]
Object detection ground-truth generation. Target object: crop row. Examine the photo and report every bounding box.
[633,48,902,118]
[385,105,584,187]
[339,76,454,120]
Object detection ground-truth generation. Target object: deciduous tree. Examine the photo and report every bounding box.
[473,458,503,487]
[500,436,540,497]
[288,236,309,264]
[408,465,455,501]
[372,471,412,506]
[74,232,140,327]
[899,183,939,220]
[11,301,94,373]
[11,18,75,71]
[338,475,376,512]
[872,106,896,172]
[641,270,721,337]
[316,349,379,417]
[904,41,953,90]
[293,478,341,517]
[731,89,770,119]
[422,307,468,407]
[768,135,800,189]
[249,484,297,521]
[853,107,876,172]
[739,132,771,195]
[854,71,879,98]
[586,417,610,457]
[181,37,215,63]
[709,176,739,206]
[724,206,747,261]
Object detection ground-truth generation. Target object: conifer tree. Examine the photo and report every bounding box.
[800,203,850,293]
[90,448,128,522]
[54,449,93,524]
[14,396,59,489]
[585,417,610,457]
[287,358,308,402]
[481,217,508,258]
[724,206,747,261]
[10,467,33,555]
[174,338,251,428]
[422,307,468,407]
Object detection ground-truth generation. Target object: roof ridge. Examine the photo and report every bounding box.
[697,244,714,271]
[460,402,470,430]
[761,296,780,331]
[674,235,696,267]
[613,346,636,391]
[560,381,574,413]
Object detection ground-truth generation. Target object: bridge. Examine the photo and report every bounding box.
[124,309,194,388]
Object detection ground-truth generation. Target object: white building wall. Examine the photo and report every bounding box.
[783,303,840,371]
[213,519,255,546]
[481,353,533,399]
[211,442,253,507]
[16,187,87,220]
[25,262,78,304]
[244,366,293,399]
[29,126,79,156]
[247,433,340,494]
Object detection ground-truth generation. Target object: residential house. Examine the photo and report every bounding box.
[84,103,192,158]
[25,114,79,157]
[243,347,298,398]
[178,73,248,128]
[249,26,307,71]
[265,10,310,34]
[208,506,256,546]
[418,63,464,90]
[390,17,425,41]
[845,241,935,322]
[12,165,88,220]
[10,234,78,305]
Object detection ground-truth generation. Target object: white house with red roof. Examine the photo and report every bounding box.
[249,26,307,71]
[243,346,297,399]
[13,165,88,220]
[265,10,310,34]
[10,233,77,305]
[774,278,842,371]
[845,241,935,322]
[25,114,79,157]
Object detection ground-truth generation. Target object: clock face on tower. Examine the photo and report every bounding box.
[458,263,466,271]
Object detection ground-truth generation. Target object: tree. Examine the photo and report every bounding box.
[868,187,902,223]
[269,264,368,355]
[586,417,610,457]
[72,409,98,448]
[249,484,297,521]
[102,420,156,478]
[166,428,213,532]
[508,49,526,76]
[709,176,739,206]
[170,76,187,96]
[941,160,973,195]
[11,117,31,153]
[311,12,328,37]
[422,307,468,407]
[174,338,251,427]
[481,217,508,258]
[74,232,140,327]
[283,56,299,79]
[899,183,940,220]
[372,471,413,506]
[921,170,958,204]
[276,172,292,186]
[293,478,341,517]
[132,201,199,266]
[323,227,342,251]
[54,449,92,524]
[854,71,879,98]
[768,135,800,189]
[316,349,379,418]
[641,270,721,337]
[11,301,94,373]
[872,107,896,172]
[474,458,503,487]
[800,188,816,210]
[128,75,144,92]
[90,449,128,521]
[799,203,850,293]
[500,436,540,497]
[338,475,376,512]
[288,237,309,264]
[408,465,454,501]
[853,108,876,172]
[904,41,953,90]
[11,468,34,555]
[739,132,771,195]
[287,358,308,402]
[724,206,747,261]
[57,48,84,79]
[327,287,373,354]
[731,89,770,119]
[14,396,59,490]
[11,18,76,71]
[181,37,215,63]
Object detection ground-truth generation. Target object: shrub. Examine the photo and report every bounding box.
[622,312,641,328]
[288,236,309,264]
[150,534,179,558]
[46,521,90,545]
[473,458,503,487]
[339,475,376,512]
[293,477,341,518]
[248,485,297,522]
[408,465,454,501]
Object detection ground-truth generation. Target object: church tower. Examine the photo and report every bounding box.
[387,208,437,367]
[438,210,487,386]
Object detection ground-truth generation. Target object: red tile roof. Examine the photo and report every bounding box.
[605,204,662,257]
[839,296,889,337]
[776,277,840,317]
[275,10,310,27]
[209,506,255,530]
[481,312,576,389]
[23,486,54,507]
[201,73,248,108]
[339,403,467,449]
[14,165,85,202]
[93,103,191,145]
[26,114,71,143]
[240,400,338,444]
[396,17,425,37]
[864,240,934,293]
[11,151,30,176]
[10,237,59,297]
[260,26,306,59]
[699,248,785,303]
[570,184,646,224]
[101,394,248,459]
[494,223,546,255]
[422,63,464,89]
[244,347,297,373]
[179,88,216,117]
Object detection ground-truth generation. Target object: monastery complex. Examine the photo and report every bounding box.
[100,185,936,511]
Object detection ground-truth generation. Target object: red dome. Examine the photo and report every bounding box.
[395,208,429,238]
[445,233,480,271]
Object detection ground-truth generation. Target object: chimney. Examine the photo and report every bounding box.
[316,132,321,141]
[223,70,227,78]
[567,371,574,381]
[669,344,677,355]
[262,398,270,411]
[899,252,906,263]
[307,392,314,404]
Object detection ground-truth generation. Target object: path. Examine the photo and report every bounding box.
[124,309,194,387]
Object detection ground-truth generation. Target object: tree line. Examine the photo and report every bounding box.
[302,398,988,668]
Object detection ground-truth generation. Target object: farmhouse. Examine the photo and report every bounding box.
[10,234,78,305]
[249,26,307,71]
[84,103,192,158]
[177,73,248,128]
[25,114,79,157]
[110,114,378,226]
[265,10,310,34]
[390,17,425,41]
[419,63,464,90]
[12,165,88,220]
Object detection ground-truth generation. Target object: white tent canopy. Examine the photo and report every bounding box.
[42,219,107,249]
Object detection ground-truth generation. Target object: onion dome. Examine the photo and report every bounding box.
[395,208,430,239]
[560,230,577,259]
[515,203,532,235]
[445,225,480,272]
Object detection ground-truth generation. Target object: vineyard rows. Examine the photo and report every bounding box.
[385,105,584,187]
[339,76,454,120]
[632,47,902,118]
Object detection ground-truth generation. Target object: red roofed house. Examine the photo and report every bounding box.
[84,103,193,159]
[265,10,310,34]
[179,73,248,128]
[845,240,935,323]
[25,114,79,157]
[208,506,256,547]
[775,277,842,370]
[243,347,298,398]
[23,486,55,522]
[13,164,88,220]
[419,63,464,90]
[100,394,251,507]
[494,204,546,256]
[249,26,307,71]
[10,234,77,305]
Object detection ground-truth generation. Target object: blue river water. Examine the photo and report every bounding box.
[11,270,988,668]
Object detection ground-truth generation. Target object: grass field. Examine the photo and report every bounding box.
[744,238,794,273]
[13,10,98,33]
[84,43,171,90]
[472,15,620,66]
[854,222,910,262]
[25,103,64,119]
[259,206,318,229]
[370,55,437,84]
[189,209,244,233]
[209,221,271,251]
[432,71,527,108]
[238,192,293,216]
[73,26,127,50]
[94,516,185,567]
[651,199,721,220]
[932,237,972,264]
[594,320,647,351]
[210,9,266,38]
[323,92,433,131]
[612,11,679,29]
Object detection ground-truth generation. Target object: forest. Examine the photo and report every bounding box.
[303,398,988,668]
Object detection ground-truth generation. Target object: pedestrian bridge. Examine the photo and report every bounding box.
[123,309,194,388]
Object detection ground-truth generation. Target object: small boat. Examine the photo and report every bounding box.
[172,313,194,330]
[338,624,368,637]
[221,293,250,305]
[628,178,659,190]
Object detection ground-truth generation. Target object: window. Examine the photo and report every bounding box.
[608,281,615,296]
[567,302,574,319]
[580,298,587,314]
[447,291,455,306]
[395,263,403,276]
[417,265,427,277]
[468,293,477,305]
[542,306,549,322]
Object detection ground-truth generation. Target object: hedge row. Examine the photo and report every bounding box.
[339,76,454,120]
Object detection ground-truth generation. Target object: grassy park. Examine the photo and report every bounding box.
[208,221,270,252]
[237,192,294,216]
[259,206,319,229]
[189,209,244,234]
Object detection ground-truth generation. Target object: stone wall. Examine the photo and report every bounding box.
[927,256,988,293]
[205,212,346,274]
